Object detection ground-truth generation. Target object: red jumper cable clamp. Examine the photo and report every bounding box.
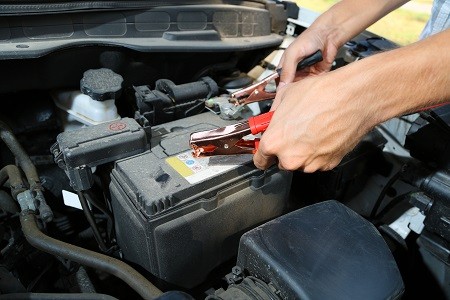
[190,111,273,157]
[190,50,323,157]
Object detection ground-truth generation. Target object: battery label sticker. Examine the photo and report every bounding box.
[166,151,250,184]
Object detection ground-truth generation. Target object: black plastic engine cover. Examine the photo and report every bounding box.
[405,105,450,169]
[237,200,404,300]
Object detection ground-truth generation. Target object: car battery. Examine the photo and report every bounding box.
[110,112,292,288]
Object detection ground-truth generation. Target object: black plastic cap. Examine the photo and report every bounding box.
[80,68,123,101]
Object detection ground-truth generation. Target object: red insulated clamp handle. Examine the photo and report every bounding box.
[248,111,274,135]
[253,139,260,153]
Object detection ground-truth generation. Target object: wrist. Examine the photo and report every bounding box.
[308,14,347,50]
[328,31,450,128]
[308,0,411,49]
[316,56,387,133]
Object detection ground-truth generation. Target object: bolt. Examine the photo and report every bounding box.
[232,266,242,276]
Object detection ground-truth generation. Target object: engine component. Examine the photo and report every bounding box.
[0,121,53,222]
[394,105,450,298]
[416,229,450,299]
[80,68,123,102]
[0,190,19,214]
[53,68,122,129]
[343,37,398,63]
[155,77,218,104]
[278,0,300,19]
[110,112,292,288]
[0,293,118,300]
[402,167,450,241]
[51,118,148,191]
[209,267,281,300]
[0,165,26,201]
[205,96,245,120]
[399,164,450,298]
[401,106,450,242]
[236,200,404,300]
[405,105,450,169]
[134,77,218,129]
[292,129,389,204]
[19,210,163,300]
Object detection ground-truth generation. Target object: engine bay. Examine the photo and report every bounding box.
[0,2,449,299]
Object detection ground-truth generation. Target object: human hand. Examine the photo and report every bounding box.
[254,68,377,173]
[273,27,339,110]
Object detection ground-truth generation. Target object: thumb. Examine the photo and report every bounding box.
[278,54,297,86]
[271,82,288,111]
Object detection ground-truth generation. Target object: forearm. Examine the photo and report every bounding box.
[255,28,450,172]
[332,28,450,127]
[310,0,410,47]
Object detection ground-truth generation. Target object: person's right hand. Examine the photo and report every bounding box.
[273,27,339,110]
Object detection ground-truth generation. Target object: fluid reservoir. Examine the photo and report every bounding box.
[53,68,122,130]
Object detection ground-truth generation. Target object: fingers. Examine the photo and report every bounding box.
[278,47,304,86]
[277,28,338,87]
[276,56,288,90]
[271,82,288,111]
[253,140,277,170]
[253,150,277,170]
[253,127,343,172]
[255,149,342,173]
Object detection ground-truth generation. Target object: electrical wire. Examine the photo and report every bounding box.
[77,192,108,253]
[84,191,113,222]
[84,191,116,247]
[370,170,403,219]
[374,192,414,221]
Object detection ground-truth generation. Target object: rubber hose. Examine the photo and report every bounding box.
[0,165,24,190]
[0,122,53,222]
[20,211,162,300]
[76,266,96,293]
[0,165,26,200]
[0,293,118,300]
[0,122,40,189]
[0,190,19,214]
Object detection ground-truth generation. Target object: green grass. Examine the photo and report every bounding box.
[295,0,430,45]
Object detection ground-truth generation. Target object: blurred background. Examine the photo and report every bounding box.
[295,0,433,45]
